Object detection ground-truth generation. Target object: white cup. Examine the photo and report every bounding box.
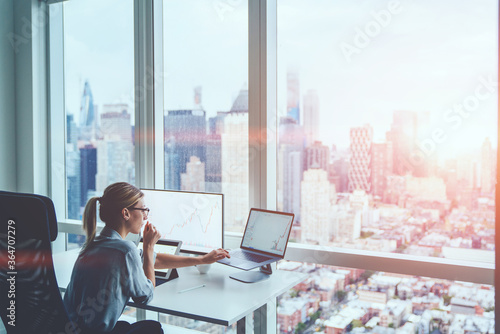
[196,264,211,274]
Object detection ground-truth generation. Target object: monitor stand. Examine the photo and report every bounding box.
[229,264,273,283]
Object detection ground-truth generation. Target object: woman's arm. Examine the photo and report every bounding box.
[143,221,161,286]
[155,248,230,269]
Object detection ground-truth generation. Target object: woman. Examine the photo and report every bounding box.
[64,182,229,334]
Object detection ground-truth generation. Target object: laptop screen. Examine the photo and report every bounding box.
[241,209,294,257]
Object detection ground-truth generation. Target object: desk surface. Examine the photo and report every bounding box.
[53,249,306,326]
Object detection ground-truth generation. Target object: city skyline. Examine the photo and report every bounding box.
[63,0,496,264]
[64,0,497,156]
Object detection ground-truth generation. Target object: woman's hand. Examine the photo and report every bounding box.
[143,221,161,251]
[201,248,230,264]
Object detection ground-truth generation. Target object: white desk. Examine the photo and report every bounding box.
[53,250,306,334]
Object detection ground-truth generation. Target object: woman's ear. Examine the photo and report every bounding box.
[122,208,130,221]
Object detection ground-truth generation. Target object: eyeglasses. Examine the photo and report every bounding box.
[129,207,150,218]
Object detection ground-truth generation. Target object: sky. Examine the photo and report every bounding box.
[63,0,498,159]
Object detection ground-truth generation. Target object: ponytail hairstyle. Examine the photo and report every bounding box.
[82,182,144,252]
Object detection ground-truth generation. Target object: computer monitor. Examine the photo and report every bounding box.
[141,189,223,254]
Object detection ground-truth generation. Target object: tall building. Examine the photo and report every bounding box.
[80,144,97,206]
[348,125,373,193]
[67,146,81,220]
[95,140,134,192]
[301,168,331,244]
[456,154,475,189]
[164,109,207,190]
[305,141,329,171]
[67,114,79,145]
[181,156,205,192]
[279,116,304,222]
[66,114,81,219]
[371,142,393,200]
[481,137,494,194]
[287,69,300,123]
[443,159,458,201]
[386,110,433,177]
[331,157,350,193]
[303,89,319,146]
[100,104,132,142]
[205,134,222,193]
[95,109,134,192]
[206,112,227,193]
[386,110,417,176]
[221,89,249,231]
[164,138,180,190]
[79,80,97,140]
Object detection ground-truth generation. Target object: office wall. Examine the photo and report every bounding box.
[0,0,17,191]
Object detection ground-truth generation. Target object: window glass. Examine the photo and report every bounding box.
[277,0,497,263]
[162,0,249,232]
[278,262,494,333]
[63,0,134,247]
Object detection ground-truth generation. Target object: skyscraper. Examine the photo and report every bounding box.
[67,146,81,219]
[95,140,134,192]
[181,156,205,192]
[386,110,417,176]
[205,134,222,193]
[303,89,319,147]
[371,142,393,200]
[348,125,373,193]
[279,116,304,221]
[481,137,494,194]
[79,80,97,140]
[206,112,227,193]
[164,109,207,190]
[66,114,81,219]
[305,141,329,171]
[286,69,300,123]
[301,168,331,244]
[221,89,249,231]
[95,108,134,192]
[100,104,133,142]
[80,144,97,207]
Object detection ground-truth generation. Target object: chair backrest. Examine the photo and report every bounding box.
[0,191,77,334]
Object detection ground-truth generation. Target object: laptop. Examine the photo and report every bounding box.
[217,208,294,271]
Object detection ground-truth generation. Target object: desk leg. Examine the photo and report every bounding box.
[237,315,253,334]
[254,304,267,334]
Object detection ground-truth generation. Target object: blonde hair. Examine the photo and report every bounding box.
[82,182,144,252]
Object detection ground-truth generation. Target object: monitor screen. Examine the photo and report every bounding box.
[241,209,294,257]
[141,189,223,254]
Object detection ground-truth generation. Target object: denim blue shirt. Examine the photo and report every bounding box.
[64,226,155,332]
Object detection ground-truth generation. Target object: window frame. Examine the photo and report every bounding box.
[47,0,498,331]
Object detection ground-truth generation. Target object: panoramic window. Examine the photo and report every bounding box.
[277,0,498,264]
[162,0,249,233]
[63,0,135,248]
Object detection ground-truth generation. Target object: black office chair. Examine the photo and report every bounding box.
[0,191,77,334]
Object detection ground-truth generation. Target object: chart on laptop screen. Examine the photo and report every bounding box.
[141,189,223,253]
[241,210,293,256]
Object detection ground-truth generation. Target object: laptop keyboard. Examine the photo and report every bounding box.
[231,249,272,263]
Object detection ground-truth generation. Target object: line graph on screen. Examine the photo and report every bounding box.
[142,189,223,253]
